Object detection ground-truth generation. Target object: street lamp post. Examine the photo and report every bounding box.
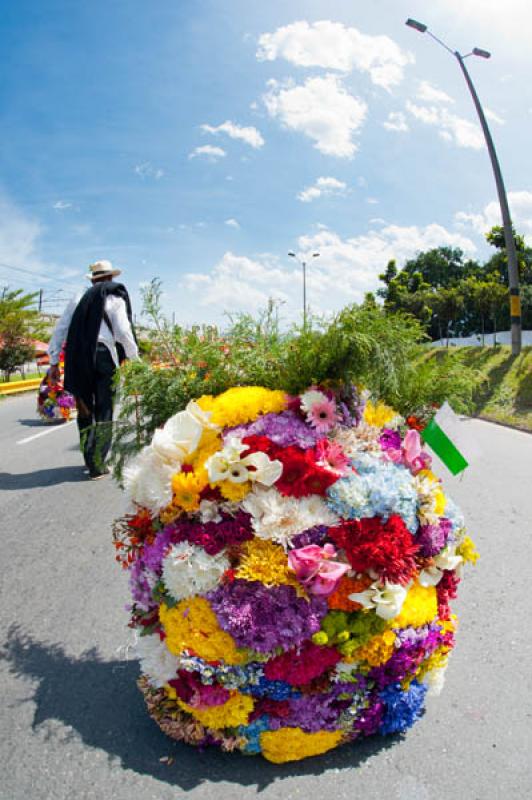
[288,251,320,327]
[406,18,522,356]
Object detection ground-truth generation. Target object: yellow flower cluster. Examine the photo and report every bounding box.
[177,691,254,729]
[363,400,399,428]
[235,539,298,588]
[394,582,438,629]
[218,480,252,502]
[197,386,288,427]
[457,535,479,564]
[159,598,248,665]
[354,630,397,667]
[259,727,343,763]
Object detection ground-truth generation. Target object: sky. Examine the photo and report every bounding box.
[0,0,531,326]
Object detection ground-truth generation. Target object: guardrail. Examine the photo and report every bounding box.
[0,378,41,396]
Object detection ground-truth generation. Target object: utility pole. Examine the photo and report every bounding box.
[38,289,43,312]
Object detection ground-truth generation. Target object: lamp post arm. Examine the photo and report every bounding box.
[454,51,521,354]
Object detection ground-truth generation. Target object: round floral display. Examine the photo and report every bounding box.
[37,370,76,422]
[113,384,477,763]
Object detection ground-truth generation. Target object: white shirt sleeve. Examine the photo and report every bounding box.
[47,292,81,365]
[105,295,139,361]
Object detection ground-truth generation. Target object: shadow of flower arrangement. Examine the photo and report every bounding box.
[1,625,401,791]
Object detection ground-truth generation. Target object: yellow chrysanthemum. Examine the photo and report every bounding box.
[393,582,438,628]
[171,470,208,512]
[159,598,247,665]
[186,429,222,470]
[197,386,288,428]
[235,539,295,587]
[457,535,479,564]
[260,728,343,763]
[434,489,447,516]
[159,504,182,525]
[363,400,399,428]
[218,480,252,502]
[354,630,397,667]
[177,691,254,728]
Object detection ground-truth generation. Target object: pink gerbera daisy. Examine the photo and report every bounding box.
[315,439,350,475]
[306,398,339,434]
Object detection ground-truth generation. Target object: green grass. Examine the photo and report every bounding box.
[0,370,45,383]
[424,346,532,432]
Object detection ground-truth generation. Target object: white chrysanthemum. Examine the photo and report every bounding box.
[424,664,448,696]
[331,424,381,458]
[123,447,176,513]
[136,634,179,688]
[242,487,338,549]
[161,542,229,601]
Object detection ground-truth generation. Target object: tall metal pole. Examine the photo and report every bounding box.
[454,52,521,355]
[302,261,307,328]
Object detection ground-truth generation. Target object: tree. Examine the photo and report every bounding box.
[429,286,465,347]
[0,288,46,380]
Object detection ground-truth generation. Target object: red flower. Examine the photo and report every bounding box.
[329,515,419,585]
[265,642,341,685]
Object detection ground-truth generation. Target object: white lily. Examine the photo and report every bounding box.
[243,450,283,486]
[161,409,204,460]
[205,435,282,486]
[349,580,409,621]
[418,566,443,587]
[185,399,220,431]
[434,545,463,572]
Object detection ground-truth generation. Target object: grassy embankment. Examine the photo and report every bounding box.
[424,346,532,432]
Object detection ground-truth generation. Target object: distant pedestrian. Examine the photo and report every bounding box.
[48,260,138,479]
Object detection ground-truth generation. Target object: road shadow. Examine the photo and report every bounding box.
[1,626,399,791]
[0,465,86,490]
[18,418,67,428]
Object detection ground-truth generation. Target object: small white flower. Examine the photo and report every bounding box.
[424,665,448,696]
[349,580,409,621]
[418,566,443,587]
[162,542,229,601]
[434,545,463,572]
[205,435,282,486]
[199,499,222,523]
[123,447,175,513]
[136,634,179,688]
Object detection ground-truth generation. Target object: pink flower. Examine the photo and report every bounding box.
[288,544,349,597]
[403,429,431,474]
[306,398,339,434]
[315,439,350,475]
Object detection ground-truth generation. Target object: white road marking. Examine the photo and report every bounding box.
[17,420,75,445]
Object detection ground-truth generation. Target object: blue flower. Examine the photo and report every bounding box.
[378,680,427,735]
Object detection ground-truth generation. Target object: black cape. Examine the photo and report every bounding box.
[64,281,135,401]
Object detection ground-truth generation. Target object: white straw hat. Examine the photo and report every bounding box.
[85,259,122,280]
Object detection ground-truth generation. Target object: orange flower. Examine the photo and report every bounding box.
[327,574,373,612]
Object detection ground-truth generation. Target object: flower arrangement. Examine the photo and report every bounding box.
[113,383,477,763]
[37,363,76,422]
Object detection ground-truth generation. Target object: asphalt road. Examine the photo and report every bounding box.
[1,393,531,800]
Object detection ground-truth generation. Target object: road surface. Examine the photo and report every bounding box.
[1,392,531,800]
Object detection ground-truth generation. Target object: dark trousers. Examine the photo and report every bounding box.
[76,344,116,474]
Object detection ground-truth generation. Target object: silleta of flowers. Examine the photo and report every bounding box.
[37,368,76,422]
[113,384,477,763]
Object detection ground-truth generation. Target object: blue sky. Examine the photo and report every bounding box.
[1,0,531,326]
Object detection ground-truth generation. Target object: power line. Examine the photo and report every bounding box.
[0,261,81,291]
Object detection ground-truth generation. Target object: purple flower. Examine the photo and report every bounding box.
[228,411,320,449]
[284,693,343,732]
[379,428,402,451]
[207,580,327,653]
[291,525,329,549]
[416,518,452,557]
[354,696,385,737]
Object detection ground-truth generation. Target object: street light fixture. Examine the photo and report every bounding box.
[406,17,521,355]
[288,251,320,327]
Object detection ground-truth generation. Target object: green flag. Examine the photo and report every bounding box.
[421,403,469,475]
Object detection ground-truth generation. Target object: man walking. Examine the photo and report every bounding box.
[48,260,138,479]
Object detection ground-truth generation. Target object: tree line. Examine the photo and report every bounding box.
[376,226,532,345]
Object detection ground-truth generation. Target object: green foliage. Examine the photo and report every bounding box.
[0,289,46,380]
[109,287,479,479]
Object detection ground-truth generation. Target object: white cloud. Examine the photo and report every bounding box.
[184,251,292,312]
[0,191,78,287]
[188,145,227,161]
[406,101,483,149]
[179,222,477,323]
[263,75,367,158]
[366,198,379,205]
[257,20,414,89]
[298,176,347,203]
[53,200,73,210]
[485,108,505,125]
[416,80,453,105]
[225,218,240,228]
[201,120,264,149]
[134,162,164,179]
[383,111,409,132]
[455,191,532,242]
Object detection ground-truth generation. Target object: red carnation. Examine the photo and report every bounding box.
[329,515,419,585]
[264,642,341,685]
